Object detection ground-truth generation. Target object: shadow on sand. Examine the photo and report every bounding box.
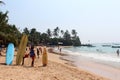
[0,63,6,65]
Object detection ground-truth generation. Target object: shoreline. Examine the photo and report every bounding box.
[48,47,109,79]
[0,47,108,80]
[52,47,120,80]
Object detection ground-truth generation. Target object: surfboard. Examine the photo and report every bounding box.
[6,43,14,65]
[42,47,48,66]
[16,34,28,65]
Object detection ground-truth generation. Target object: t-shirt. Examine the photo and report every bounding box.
[30,49,35,57]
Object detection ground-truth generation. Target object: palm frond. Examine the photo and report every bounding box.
[0,1,5,5]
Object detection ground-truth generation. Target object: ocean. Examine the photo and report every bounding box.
[61,43,120,63]
[53,43,120,79]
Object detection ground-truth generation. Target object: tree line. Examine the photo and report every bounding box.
[0,1,81,47]
[23,27,81,46]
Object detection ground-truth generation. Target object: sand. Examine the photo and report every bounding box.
[64,54,120,80]
[0,48,108,80]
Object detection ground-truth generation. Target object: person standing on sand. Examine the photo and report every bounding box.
[30,46,36,67]
[39,46,42,54]
[59,48,62,54]
[117,49,119,56]
[37,47,40,58]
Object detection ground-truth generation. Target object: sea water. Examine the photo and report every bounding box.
[60,43,120,63]
[56,43,120,80]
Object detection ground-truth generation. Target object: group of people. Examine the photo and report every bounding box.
[0,44,46,67]
[22,46,43,67]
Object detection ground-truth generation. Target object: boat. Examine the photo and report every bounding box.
[81,44,96,47]
[102,45,111,47]
[112,46,120,48]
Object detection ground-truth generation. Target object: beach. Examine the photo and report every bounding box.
[1,0,120,80]
[0,48,108,80]
[57,45,120,80]
[63,55,120,80]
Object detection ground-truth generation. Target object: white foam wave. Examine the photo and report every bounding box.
[62,49,120,63]
[79,53,120,63]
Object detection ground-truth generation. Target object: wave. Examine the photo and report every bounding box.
[62,48,120,63]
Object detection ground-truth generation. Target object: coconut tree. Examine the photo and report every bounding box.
[63,30,72,45]
[63,30,71,40]
[71,29,81,46]
[0,11,8,45]
[29,28,36,44]
[53,27,60,38]
[60,30,64,38]
[41,33,49,45]
[0,25,20,46]
[28,28,42,45]
[23,27,29,35]
[71,29,77,38]
[46,28,52,38]
[0,11,8,27]
[0,1,5,5]
[35,32,41,45]
[0,1,21,46]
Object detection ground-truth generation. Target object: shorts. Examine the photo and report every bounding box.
[24,54,29,58]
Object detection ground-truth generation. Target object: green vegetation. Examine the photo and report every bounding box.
[0,1,5,5]
[0,1,81,47]
[0,11,21,46]
[23,27,81,46]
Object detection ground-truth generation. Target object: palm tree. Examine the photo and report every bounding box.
[53,27,60,38]
[0,25,20,46]
[0,11,8,26]
[63,30,72,45]
[30,28,36,34]
[0,1,5,5]
[41,33,49,45]
[23,27,29,35]
[72,29,77,38]
[29,28,36,44]
[63,30,71,40]
[46,28,52,38]
[28,28,42,45]
[60,30,64,38]
[34,32,41,45]
[0,2,21,46]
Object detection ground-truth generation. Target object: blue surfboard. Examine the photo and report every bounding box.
[6,43,14,65]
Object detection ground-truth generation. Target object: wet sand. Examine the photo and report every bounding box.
[62,53,120,80]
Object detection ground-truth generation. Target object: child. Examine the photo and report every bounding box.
[30,46,35,67]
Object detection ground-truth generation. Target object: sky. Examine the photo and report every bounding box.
[1,0,120,43]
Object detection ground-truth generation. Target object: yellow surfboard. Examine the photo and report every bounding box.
[42,47,48,66]
[16,34,28,65]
